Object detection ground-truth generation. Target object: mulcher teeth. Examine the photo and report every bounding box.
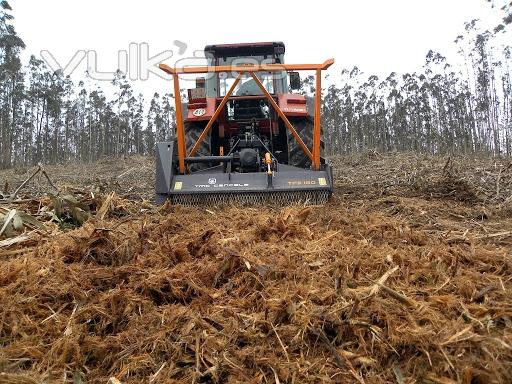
[171,190,330,206]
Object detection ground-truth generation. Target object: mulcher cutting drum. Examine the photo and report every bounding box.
[155,141,333,205]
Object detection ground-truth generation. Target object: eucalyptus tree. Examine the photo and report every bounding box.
[112,70,133,156]
[0,0,25,168]
[131,93,145,155]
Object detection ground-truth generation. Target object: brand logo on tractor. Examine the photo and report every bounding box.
[194,183,250,188]
[208,178,217,185]
[193,108,206,117]
[282,107,306,113]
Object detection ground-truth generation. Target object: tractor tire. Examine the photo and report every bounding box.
[185,122,211,172]
[287,117,325,168]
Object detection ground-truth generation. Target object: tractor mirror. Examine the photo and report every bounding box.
[289,72,301,90]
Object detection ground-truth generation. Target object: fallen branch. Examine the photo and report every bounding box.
[312,327,345,368]
[309,230,341,245]
[271,322,290,362]
[378,283,418,308]
[312,327,365,384]
[0,234,31,249]
[149,362,166,383]
[446,230,512,244]
[116,167,137,179]
[39,164,59,194]
[439,325,474,346]
[16,211,45,229]
[97,192,115,220]
[0,209,16,236]
[475,231,512,240]
[364,265,399,298]
[7,164,59,203]
[192,335,201,384]
[9,166,41,201]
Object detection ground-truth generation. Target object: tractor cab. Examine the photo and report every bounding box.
[203,42,290,97]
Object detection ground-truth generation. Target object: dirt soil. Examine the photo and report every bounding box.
[0,152,511,384]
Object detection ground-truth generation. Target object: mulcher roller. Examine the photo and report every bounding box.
[155,142,333,205]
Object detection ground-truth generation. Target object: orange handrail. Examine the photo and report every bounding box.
[160,59,334,173]
[159,59,334,75]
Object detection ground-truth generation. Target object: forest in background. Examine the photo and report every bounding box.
[0,1,511,169]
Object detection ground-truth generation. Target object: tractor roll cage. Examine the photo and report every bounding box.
[159,58,334,174]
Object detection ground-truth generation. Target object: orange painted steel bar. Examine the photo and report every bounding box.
[188,72,243,157]
[173,73,187,173]
[313,69,322,170]
[248,72,313,162]
[159,59,334,75]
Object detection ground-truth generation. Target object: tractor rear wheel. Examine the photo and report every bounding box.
[185,122,211,172]
[287,117,325,168]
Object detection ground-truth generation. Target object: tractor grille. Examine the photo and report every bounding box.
[171,190,330,206]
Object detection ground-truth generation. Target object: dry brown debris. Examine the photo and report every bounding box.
[0,154,511,383]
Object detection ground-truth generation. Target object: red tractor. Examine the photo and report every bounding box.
[156,42,334,205]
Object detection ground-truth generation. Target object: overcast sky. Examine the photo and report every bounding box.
[11,0,506,99]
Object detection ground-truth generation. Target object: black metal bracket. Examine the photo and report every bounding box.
[185,155,233,164]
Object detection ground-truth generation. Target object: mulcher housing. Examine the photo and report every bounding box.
[155,42,334,205]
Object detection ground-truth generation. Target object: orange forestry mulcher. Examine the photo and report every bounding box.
[156,42,334,205]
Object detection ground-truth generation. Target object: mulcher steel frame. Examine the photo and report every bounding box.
[159,59,334,174]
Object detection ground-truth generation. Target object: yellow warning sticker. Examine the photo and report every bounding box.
[174,181,183,191]
[318,177,327,186]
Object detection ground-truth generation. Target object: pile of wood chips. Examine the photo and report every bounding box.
[0,153,511,383]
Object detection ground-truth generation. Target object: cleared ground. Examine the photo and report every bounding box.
[0,153,511,383]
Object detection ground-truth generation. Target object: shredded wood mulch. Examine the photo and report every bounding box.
[0,153,511,383]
